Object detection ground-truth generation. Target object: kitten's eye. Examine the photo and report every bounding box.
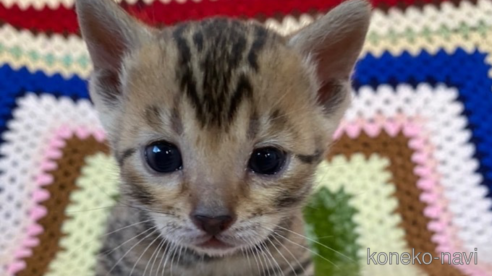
[248,147,286,175]
[145,142,182,173]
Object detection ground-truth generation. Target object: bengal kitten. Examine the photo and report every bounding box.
[76,0,370,275]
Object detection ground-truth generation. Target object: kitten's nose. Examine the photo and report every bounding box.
[191,214,235,236]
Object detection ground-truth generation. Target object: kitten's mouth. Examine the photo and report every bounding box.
[197,236,233,249]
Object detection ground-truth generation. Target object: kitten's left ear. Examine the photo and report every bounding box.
[288,0,371,117]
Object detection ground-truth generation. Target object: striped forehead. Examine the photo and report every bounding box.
[171,18,281,130]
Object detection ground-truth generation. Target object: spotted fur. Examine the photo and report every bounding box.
[76,0,371,275]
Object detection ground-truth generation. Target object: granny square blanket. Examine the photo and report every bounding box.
[0,0,491,275]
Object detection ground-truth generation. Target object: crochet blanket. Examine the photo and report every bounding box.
[0,0,491,275]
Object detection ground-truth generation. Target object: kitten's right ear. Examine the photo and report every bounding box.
[76,0,152,72]
[76,0,153,137]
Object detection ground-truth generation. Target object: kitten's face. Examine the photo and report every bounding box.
[77,0,370,257]
[114,21,330,256]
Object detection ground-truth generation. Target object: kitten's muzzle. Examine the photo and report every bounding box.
[191,214,236,236]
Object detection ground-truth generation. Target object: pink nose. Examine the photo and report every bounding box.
[191,214,235,236]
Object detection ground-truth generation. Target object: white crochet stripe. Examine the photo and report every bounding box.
[0,0,207,9]
[0,0,73,9]
[361,28,489,61]
[315,154,427,276]
[265,0,492,36]
[349,84,492,260]
[266,2,492,67]
[0,24,90,77]
[0,0,490,78]
[0,93,102,274]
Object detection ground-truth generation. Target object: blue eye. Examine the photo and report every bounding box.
[145,142,182,173]
[248,147,286,175]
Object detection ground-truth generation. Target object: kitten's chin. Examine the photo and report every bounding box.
[190,244,240,257]
[188,236,257,257]
[183,237,240,257]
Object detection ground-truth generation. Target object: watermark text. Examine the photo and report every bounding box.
[367,248,478,265]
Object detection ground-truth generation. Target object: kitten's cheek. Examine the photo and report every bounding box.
[150,213,203,239]
[143,177,185,201]
[228,215,283,242]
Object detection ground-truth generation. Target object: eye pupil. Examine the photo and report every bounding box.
[145,142,182,173]
[248,147,286,175]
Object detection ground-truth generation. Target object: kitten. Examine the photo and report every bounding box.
[76,0,370,275]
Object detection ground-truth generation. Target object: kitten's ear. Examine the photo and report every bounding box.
[76,0,152,72]
[288,0,371,116]
[76,0,154,138]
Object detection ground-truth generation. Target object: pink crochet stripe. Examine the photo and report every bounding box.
[335,114,491,276]
[7,125,106,275]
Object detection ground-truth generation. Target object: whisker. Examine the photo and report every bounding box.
[241,245,252,271]
[258,240,274,276]
[272,233,306,273]
[154,239,171,276]
[268,235,297,276]
[271,87,290,107]
[169,242,180,275]
[264,238,285,276]
[268,228,340,270]
[242,236,265,275]
[129,227,162,276]
[274,224,354,262]
[247,243,262,275]
[176,244,185,272]
[159,240,176,276]
[316,235,335,240]
[104,219,155,238]
[163,240,180,276]
[100,224,156,259]
[63,219,155,263]
[156,242,169,276]
[144,236,165,276]
[65,205,116,214]
[105,227,159,276]
[249,246,263,275]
